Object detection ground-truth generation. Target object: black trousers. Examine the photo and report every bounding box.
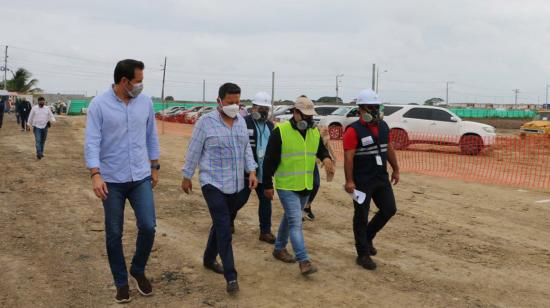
[0,107,4,128]
[353,178,397,257]
[202,184,248,282]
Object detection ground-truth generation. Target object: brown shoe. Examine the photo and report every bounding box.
[299,260,318,276]
[272,248,296,263]
[203,261,224,274]
[115,285,131,304]
[130,271,153,296]
[259,233,276,244]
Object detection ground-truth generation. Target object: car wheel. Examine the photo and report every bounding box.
[390,128,409,150]
[459,134,483,155]
[328,124,343,140]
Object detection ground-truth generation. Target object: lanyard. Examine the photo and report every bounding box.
[254,120,267,148]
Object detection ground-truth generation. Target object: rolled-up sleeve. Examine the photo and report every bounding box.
[84,101,102,169]
[182,118,206,179]
[146,100,160,160]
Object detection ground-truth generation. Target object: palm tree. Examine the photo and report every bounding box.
[0,68,42,93]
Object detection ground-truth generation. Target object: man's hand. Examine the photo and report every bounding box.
[181,178,192,194]
[248,172,258,190]
[391,170,400,185]
[322,158,335,182]
[92,175,108,200]
[264,188,275,200]
[344,181,356,194]
[151,169,159,188]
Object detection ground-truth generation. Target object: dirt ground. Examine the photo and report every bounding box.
[1,115,550,308]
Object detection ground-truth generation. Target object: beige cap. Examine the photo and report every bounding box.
[294,96,317,116]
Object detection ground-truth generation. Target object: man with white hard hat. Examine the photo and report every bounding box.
[236,91,277,243]
[343,89,400,271]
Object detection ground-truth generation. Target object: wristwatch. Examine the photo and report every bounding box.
[151,164,160,170]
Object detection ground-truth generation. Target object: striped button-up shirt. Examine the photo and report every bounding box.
[182,110,257,194]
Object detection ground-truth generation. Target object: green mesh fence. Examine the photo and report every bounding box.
[450,108,536,119]
[68,100,217,115]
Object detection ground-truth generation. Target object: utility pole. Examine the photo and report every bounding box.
[202,79,206,107]
[446,81,454,104]
[376,69,388,94]
[371,64,376,91]
[3,45,7,90]
[513,89,520,108]
[271,71,275,104]
[161,57,167,134]
[335,74,343,104]
[545,84,549,106]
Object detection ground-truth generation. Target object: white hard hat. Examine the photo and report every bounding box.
[356,89,382,105]
[252,91,272,107]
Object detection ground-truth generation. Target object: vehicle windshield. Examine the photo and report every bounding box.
[331,107,352,116]
[535,112,550,121]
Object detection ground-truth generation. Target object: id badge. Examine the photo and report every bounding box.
[375,155,383,166]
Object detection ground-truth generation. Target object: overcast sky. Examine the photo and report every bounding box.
[2,0,550,104]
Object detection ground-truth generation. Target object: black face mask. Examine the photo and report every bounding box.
[39,102,45,107]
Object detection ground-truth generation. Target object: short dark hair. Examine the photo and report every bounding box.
[218,83,241,100]
[38,96,45,102]
[114,59,145,84]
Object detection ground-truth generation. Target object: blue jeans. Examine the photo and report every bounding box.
[274,190,310,262]
[33,127,48,156]
[240,183,273,234]
[103,176,156,287]
[202,184,248,282]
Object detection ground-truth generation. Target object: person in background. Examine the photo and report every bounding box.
[302,164,320,220]
[0,95,6,129]
[14,98,21,125]
[263,96,335,276]
[20,99,32,131]
[27,97,55,159]
[343,89,399,271]
[85,59,160,303]
[181,82,258,294]
[236,91,276,243]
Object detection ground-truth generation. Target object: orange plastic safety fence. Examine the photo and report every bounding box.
[160,120,550,191]
[328,134,550,191]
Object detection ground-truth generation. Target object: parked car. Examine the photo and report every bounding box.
[170,106,204,123]
[319,105,496,155]
[273,105,293,117]
[520,110,550,137]
[274,105,340,123]
[385,105,496,155]
[184,106,214,124]
[155,106,186,119]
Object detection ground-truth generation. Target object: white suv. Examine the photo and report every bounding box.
[319,105,496,155]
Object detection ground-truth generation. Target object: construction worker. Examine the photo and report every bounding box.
[343,89,399,270]
[237,91,277,243]
[263,96,334,276]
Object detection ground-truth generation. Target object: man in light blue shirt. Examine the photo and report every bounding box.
[181,83,257,294]
[85,59,160,304]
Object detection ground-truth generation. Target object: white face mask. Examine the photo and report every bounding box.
[221,104,240,118]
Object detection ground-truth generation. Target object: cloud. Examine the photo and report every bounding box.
[1,0,550,104]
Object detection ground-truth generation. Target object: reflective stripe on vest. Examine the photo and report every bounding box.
[274,121,320,191]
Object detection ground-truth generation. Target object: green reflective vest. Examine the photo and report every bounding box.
[274,121,320,191]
